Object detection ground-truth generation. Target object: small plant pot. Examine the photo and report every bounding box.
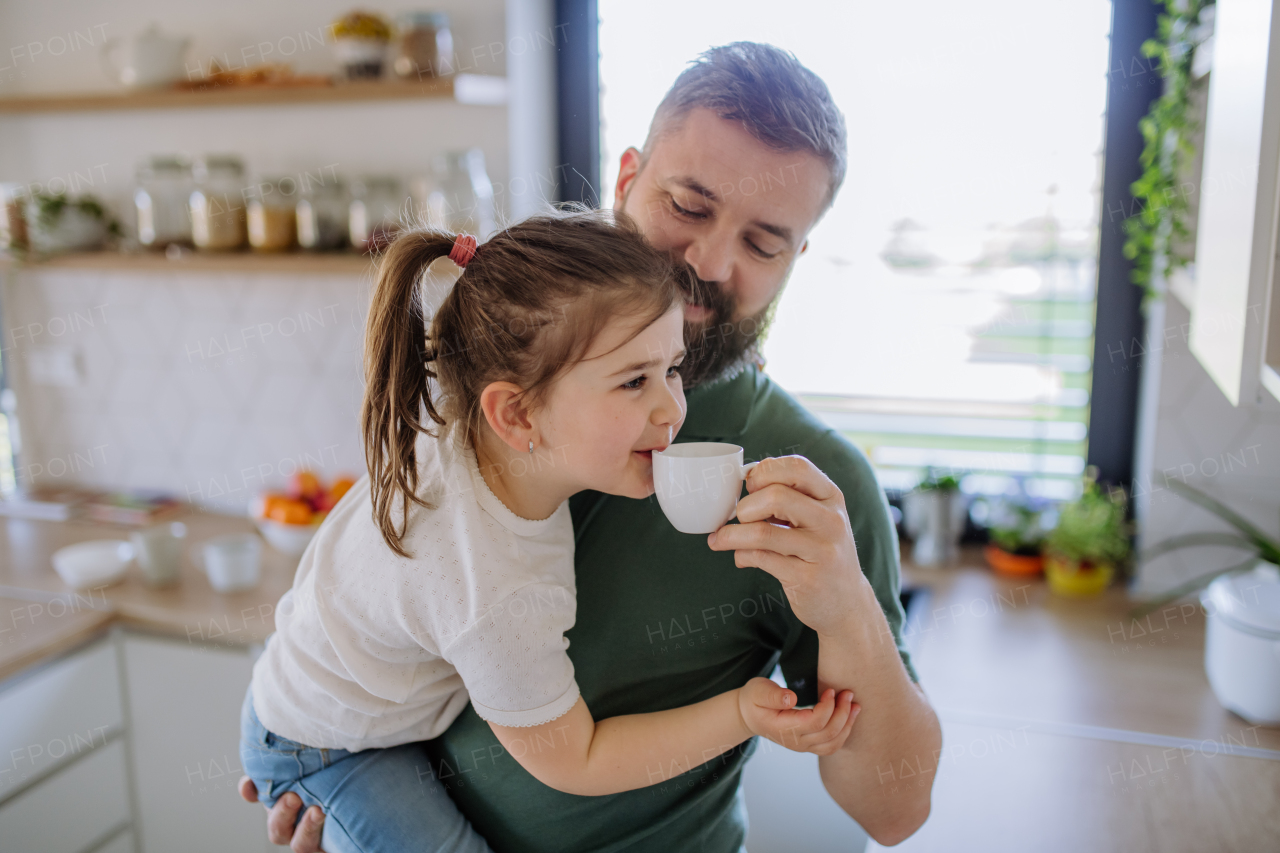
[903,488,966,567]
[984,544,1044,576]
[1044,554,1114,597]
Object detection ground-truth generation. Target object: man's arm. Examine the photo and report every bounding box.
[708,455,941,846]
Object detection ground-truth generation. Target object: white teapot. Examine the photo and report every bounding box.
[101,25,190,88]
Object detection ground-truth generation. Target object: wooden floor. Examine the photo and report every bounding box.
[867,552,1280,852]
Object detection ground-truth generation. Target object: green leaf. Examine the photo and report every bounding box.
[1129,554,1260,618]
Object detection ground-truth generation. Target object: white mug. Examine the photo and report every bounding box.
[195,533,262,593]
[130,521,187,587]
[652,442,759,534]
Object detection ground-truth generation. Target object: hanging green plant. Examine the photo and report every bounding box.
[1121,0,1214,307]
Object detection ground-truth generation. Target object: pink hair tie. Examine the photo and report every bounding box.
[449,234,478,268]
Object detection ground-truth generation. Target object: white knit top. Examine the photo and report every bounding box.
[250,428,579,752]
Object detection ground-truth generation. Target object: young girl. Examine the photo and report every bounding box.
[240,209,859,853]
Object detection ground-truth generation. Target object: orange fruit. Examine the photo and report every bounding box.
[329,477,356,503]
[267,498,313,525]
[292,471,322,500]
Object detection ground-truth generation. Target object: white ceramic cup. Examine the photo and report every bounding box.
[196,533,262,593]
[130,521,187,587]
[652,442,759,534]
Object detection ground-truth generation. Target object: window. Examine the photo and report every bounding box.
[599,0,1112,499]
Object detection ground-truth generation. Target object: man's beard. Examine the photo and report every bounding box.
[674,263,776,389]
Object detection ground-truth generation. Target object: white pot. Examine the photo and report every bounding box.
[100,25,190,89]
[903,489,967,566]
[25,201,108,253]
[1200,562,1280,726]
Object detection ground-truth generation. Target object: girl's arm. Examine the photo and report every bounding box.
[487,677,859,796]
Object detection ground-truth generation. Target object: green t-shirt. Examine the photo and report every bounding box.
[425,365,915,853]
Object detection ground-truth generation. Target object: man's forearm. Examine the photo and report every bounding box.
[816,581,940,846]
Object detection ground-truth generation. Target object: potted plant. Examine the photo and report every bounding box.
[1132,481,1280,725]
[24,192,120,255]
[1132,480,1280,613]
[982,498,1047,576]
[902,469,966,567]
[1043,470,1130,597]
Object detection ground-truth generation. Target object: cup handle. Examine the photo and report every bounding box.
[729,461,761,522]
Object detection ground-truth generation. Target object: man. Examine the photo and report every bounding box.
[244,41,940,850]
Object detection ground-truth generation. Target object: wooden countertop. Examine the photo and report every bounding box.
[0,591,113,682]
[0,510,295,673]
[872,549,1280,852]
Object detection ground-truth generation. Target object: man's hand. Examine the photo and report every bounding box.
[708,455,869,637]
[237,776,326,853]
[737,677,860,756]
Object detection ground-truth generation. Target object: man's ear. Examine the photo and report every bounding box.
[614,147,643,210]
[798,239,809,256]
[478,381,536,453]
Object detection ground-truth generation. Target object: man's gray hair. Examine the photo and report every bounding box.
[643,42,848,207]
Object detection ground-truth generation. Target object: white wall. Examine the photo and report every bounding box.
[1132,294,1280,594]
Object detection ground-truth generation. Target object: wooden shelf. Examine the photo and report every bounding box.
[8,251,377,276]
[0,74,506,114]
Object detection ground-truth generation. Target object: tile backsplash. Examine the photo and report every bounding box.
[3,264,374,514]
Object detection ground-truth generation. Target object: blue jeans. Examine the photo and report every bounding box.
[240,688,493,853]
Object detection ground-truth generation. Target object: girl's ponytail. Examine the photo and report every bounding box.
[361,230,456,558]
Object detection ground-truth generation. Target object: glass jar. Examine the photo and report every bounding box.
[247,176,299,252]
[349,176,406,252]
[0,183,28,252]
[190,155,247,251]
[393,12,453,79]
[134,156,193,249]
[420,149,495,237]
[297,176,349,251]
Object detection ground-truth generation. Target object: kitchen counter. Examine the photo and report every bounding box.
[0,509,294,681]
[873,549,1280,852]
[0,591,113,682]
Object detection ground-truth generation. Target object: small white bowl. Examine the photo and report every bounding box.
[255,518,320,557]
[52,540,134,588]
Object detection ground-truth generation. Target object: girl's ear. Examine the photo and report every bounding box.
[478,381,537,453]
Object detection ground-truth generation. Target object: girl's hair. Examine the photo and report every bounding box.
[361,207,681,557]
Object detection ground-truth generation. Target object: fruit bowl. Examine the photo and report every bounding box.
[254,517,321,557]
[249,471,356,556]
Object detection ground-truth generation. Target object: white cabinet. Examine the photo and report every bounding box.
[0,640,122,801]
[1189,0,1280,406]
[0,739,131,853]
[121,633,271,853]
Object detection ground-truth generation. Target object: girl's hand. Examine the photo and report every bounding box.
[737,677,860,757]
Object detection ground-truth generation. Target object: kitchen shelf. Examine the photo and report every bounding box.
[10,251,377,275]
[0,74,507,114]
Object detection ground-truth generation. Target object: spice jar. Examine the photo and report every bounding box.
[349,176,406,252]
[1,183,28,252]
[297,176,349,251]
[393,12,453,78]
[134,155,193,249]
[190,155,247,251]
[247,176,299,252]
